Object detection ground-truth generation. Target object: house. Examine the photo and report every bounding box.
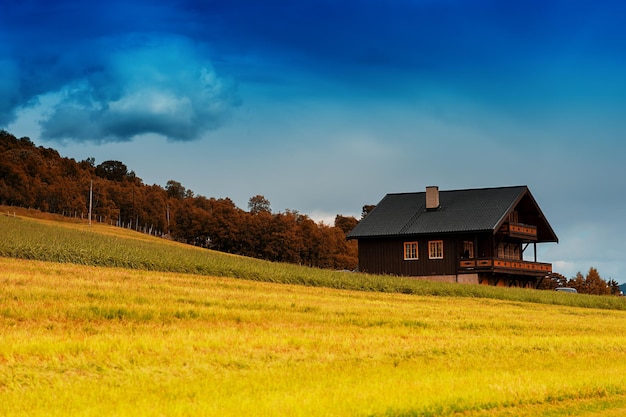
[347,186,558,288]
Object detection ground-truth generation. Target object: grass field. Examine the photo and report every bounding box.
[2,213,626,416]
[2,214,624,311]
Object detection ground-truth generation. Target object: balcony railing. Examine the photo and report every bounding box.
[498,222,537,241]
[459,258,551,276]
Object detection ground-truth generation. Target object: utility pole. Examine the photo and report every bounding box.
[88,180,93,226]
[166,204,170,235]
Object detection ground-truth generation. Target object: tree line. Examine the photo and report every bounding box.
[4,129,618,291]
[0,130,358,270]
[539,268,622,295]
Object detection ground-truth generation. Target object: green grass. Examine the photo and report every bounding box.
[1,213,625,311]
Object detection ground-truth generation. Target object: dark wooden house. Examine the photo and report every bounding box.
[347,186,558,288]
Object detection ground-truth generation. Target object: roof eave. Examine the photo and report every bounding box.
[348,229,494,240]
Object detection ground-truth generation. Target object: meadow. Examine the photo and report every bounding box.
[1,213,624,311]
[2,213,626,416]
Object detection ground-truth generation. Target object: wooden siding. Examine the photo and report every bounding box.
[358,237,457,276]
[357,232,550,282]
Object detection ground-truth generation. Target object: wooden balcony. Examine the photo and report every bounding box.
[459,258,551,277]
[498,222,537,241]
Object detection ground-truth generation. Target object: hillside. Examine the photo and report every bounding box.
[0,130,358,269]
[2,212,626,311]
[3,216,626,416]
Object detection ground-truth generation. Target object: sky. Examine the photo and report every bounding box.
[2,0,626,281]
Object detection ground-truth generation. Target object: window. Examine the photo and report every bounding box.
[497,242,520,260]
[463,241,474,258]
[429,240,444,259]
[404,242,418,260]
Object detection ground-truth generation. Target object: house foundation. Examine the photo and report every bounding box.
[408,274,480,284]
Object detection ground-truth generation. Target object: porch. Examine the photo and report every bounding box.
[497,222,538,241]
[459,258,551,277]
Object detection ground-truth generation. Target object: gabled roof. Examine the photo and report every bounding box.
[347,186,558,242]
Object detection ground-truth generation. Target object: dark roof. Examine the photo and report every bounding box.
[347,186,558,242]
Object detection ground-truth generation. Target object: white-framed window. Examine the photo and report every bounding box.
[429,240,444,259]
[463,241,474,258]
[404,242,419,260]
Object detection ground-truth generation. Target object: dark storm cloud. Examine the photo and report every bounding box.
[1,1,238,143]
[2,0,625,142]
[38,35,240,143]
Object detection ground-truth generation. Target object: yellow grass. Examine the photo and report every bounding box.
[2,257,626,416]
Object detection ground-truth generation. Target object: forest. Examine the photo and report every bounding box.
[0,130,358,270]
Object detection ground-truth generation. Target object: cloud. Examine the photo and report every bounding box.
[0,59,22,126]
[36,35,239,143]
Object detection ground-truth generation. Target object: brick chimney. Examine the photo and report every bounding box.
[426,186,440,210]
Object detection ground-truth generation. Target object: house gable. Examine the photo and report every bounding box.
[496,189,558,243]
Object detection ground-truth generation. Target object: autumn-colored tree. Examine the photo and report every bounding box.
[568,271,586,293]
[584,267,610,295]
[316,224,357,270]
[248,195,271,215]
[361,204,376,218]
[537,272,568,290]
[171,198,214,246]
[203,198,245,253]
[264,212,303,263]
[298,216,324,267]
[166,180,186,200]
[567,267,610,295]
[334,215,358,235]
[240,210,271,258]
[95,160,129,182]
[607,279,622,296]
[141,184,168,234]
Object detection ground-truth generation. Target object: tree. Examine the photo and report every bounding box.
[298,216,324,267]
[248,195,271,214]
[166,180,186,200]
[568,271,586,293]
[362,204,376,218]
[316,224,357,270]
[81,157,96,167]
[95,160,129,182]
[567,267,610,295]
[584,267,610,295]
[204,198,244,253]
[537,272,567,290]
[334,215,358,235]
[607,279,622,296]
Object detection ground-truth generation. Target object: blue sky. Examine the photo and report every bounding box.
[2,1,626,281]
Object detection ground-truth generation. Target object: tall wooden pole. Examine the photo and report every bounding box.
[89,180,93,226]
[166,204,170,234]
